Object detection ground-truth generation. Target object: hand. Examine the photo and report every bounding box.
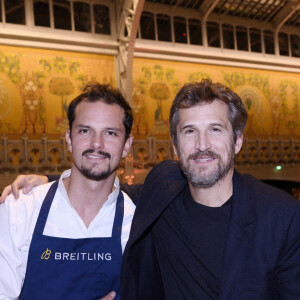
[99,292,116,299]
[0,174,48,203]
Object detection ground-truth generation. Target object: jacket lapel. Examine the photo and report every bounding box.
[220,171,256,299]
[126,178,187,249]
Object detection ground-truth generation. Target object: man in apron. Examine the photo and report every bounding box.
[0,83,135,300]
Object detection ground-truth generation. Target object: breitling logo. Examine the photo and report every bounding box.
[41,248,51,260]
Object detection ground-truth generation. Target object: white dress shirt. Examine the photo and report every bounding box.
[0,170,135,300]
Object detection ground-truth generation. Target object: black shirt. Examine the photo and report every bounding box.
[152,185,232,299]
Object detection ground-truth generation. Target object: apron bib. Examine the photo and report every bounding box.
[20,181,123,300]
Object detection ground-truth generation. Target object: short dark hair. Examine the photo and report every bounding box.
[68,83,133,140]
[169,79,248,147]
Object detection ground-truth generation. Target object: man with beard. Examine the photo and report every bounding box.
[2,80,300,299]
[0,83,135,300]
[120,79,300,299]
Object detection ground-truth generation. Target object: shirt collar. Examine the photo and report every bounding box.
[57,169,120,208]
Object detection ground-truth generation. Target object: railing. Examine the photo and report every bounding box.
[1,134,300,175]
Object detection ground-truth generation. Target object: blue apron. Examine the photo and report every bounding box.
[20,181,124,300]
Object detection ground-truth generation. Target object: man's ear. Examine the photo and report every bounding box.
[234,134,243,155]
[66,130,72,153]
[122,134,133,158]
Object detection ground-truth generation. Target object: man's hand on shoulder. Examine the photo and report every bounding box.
[99,292,116,299]
[0,174,49,203]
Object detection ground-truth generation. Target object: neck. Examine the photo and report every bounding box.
[63,166,116,228]
[188,169,234,207]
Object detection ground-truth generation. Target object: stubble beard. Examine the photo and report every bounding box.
[178,145,235,189]
[79,149,116,181]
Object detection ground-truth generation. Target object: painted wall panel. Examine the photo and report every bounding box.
[0,45,115,138]
[132,58,300,139]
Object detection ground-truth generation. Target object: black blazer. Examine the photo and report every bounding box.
[121,160,300,299]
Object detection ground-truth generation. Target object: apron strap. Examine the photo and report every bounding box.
[111,190,124,239]
[33,181,59,235]
[33,180,124,239]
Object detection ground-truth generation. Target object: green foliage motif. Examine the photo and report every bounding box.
[279,80,299,131]
[0,51,22,83]
[223,72,270,98]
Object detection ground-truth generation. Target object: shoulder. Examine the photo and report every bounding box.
[235,171,300,211]
[145,160,184,183]
[1,181,54,215]
[0,181,54,249]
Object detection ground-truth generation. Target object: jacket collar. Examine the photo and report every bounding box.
[220,170,256,299]
[126,176,187,249]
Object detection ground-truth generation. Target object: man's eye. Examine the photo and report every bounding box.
[79,129,89,133]
[184,129,194,134]
[212,127,221,132]
[106,131,117,136]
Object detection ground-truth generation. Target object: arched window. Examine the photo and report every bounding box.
[264,30,275,54]
[250,28,261,53]
[236,26,248,51]
[5,0,25,24]
[207,21,220,47]
[94,4,110,35]
[140,11,155,40]
[174,16,187,44]
[189,18,202,45]
[74,2,91,32]
[53,0,71,30]
[33,0,50,27]
[290,34,300,58]
[157,14,171,42]
[222,24,234,49]
[279,32,289,56]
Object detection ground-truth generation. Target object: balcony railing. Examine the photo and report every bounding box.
[1,134,300,175]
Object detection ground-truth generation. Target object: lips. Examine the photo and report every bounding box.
[188,150,219,161]
[194,157,215,162]
[86,154,107,159]
[82,149,111,159]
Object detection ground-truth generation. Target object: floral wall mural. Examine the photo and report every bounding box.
[132,58,300,139]
[1,48,300,141]
[0,45,115,138]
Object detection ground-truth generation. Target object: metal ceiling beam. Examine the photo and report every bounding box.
[273,0,300,55]
[273,0,300,28]
[200,0,219,47]
[233,0,247,17]
[257,0,274,21]
[172,0,183,11]
[116,0,145,105]
[220,0,237,16]
[265,1,284,22]
[185,0,194,9]
[245,1,260,19]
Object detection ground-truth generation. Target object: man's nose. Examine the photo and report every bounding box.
[90,133,104,149]
[195,132,212,151]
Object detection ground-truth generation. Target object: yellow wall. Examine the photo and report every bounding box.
[1,47,300,140]
[0,45,115,138]
[132,58,300,139]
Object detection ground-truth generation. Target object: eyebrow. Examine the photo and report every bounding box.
[76,124,123,132]
[180,122,227,130]
[209,122,226,128]
[105,127,122,132]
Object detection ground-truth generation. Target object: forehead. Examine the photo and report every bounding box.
[74,100,125,127]
[178,100,230,125]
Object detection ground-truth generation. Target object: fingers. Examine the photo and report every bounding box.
[0,174,27,202]
[10,175,30,199]
[99,291,116,300]
[0,174,49,204]
[21,177,41,194]
[0,185,13,204]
